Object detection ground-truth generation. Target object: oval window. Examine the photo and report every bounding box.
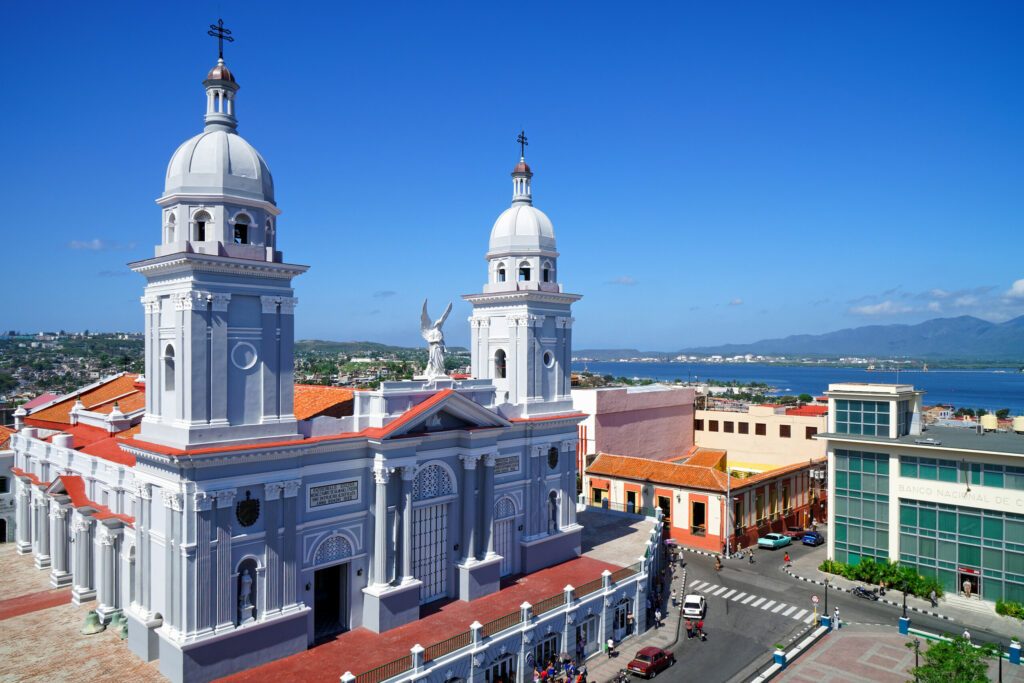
[543,351,554,368]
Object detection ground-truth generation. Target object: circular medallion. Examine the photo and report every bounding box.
[543,351,555,368]
[231,342,258,370]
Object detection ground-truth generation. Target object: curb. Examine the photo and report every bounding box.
[681,547,743,561]
[782,567,952,621]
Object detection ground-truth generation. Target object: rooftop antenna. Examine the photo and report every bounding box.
[208,18,234,60]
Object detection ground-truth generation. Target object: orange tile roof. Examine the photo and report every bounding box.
[683,448,727,469]
[28,374,141,425]
[293,385,354,421]
[0,425,15,449]
[43,424,111,450]
[587,453,732,492]
[57,475,133,525]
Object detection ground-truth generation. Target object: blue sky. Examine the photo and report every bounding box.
[2,1,1022,350]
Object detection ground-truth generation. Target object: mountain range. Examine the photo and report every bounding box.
[577,315,1024,362]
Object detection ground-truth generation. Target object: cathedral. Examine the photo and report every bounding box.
[10,45,584,683]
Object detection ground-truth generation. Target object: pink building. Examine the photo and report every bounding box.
[572,385,696,471]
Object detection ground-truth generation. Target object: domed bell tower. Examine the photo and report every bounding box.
[130,34,307,450]
[464,133,581,418]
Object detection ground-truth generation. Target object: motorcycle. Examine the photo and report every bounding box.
[852,586,880,601]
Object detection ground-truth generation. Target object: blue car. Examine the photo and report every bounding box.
[802,531,825,547]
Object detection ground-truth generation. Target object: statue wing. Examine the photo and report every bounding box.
[420,300,432,338]
[434,301,453,329]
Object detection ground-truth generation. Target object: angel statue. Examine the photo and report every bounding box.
[421,299,453,379]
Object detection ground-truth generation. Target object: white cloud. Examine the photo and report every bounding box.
[926,301,942,312]
[68,238,136,251]
[607,276,637,286]
[1005,279,1024,300]
[928,288,951,299]
[728,298,743,306]
[850,300,914,316]
[953,295,978,308]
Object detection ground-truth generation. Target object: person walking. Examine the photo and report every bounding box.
[607,638,614,659]
[963,578,973,599]
[684,618,693,639]
[749,549,756,564]
[832,606,840,630]
[963,628,971,642]
[654,608,663,628]
[783,551,791,567]
[929,588,938,608]
[697,619,706,641]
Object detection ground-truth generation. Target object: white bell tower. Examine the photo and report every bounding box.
[464,133,580,418]
[131,49,307,449]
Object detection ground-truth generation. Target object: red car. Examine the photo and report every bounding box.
[626,647,676,678]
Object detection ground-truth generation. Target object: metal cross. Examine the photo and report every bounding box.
[517,130,528,158]
[208,19,234,60]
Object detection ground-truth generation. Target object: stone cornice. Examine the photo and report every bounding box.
[129,253,308,280]
[462,290,582,306]
[155,192,282,217]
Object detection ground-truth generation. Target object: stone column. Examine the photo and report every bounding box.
[282,480,302,607]
[71,514,96,604]
[96,525,121,622]
[264,482,284,613]
[400,466,416,583]
[371,464,391,587]
[34,496,51,569]
[209,294,231,425]
[15,484,32,553]
[134,483,152,611]
[194,492,215,632]
[482,454,497,559]
[460,454,479,564]
[260,297,282,421]
[49,502,71,587]
[162,490,183,630]
[214,489,236,630]
[523,450,534,541]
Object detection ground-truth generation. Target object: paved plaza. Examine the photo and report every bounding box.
[777,625,1024,682]
[0,544,165,683]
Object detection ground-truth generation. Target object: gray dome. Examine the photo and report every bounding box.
[164,129,275,204]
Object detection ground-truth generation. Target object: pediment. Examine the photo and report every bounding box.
[383,390,510,439]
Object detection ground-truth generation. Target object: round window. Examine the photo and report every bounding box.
[543,351,555,368]
[231,342,259,370]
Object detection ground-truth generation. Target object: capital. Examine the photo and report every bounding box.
[460,453,481,470]
[373,464,392,485]
[131,481,152,501]
[400,465,418,481]
[260,295,283,314]
[214,489,237,508]
[264,481,285,501]
[193,491,215,511]
[161,489,184,512]
[483,454,497,467]
[140,295,160,313]
[279,297,298,314]
[210,293,232,312]
[282,479,303,498]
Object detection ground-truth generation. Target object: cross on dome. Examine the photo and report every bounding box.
[208,18,234,60]
[517,130,528,159]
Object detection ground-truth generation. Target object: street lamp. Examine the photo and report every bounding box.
[902,580,908,619]
[913,638,921,681]
[824,576,829,613]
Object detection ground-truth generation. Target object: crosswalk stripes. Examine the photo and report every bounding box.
[685,581,813,623]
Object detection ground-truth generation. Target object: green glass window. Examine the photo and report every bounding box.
[938,463,957,482]
[877,458,889,475]
[984,548,1003,572]
[900,534,917,555]
[959,514,982,537]
[901,458,917,477]
[835,471,848,489]
[984,466,1005,488]
[835,523,847,542]
[849,473,862,490]
[918,508,937,530]
[918,459,937,480]
[1006,552,1024,575]
[919,537,937,559]
[984,517,1004,541]
[1007,520,1024,544]
[938,541,957,563]
[959,544,981,567]
[938,511,957,533]
[900,505,917,526]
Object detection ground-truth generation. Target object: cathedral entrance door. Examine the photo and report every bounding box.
[313,562,348,641]
[495,517,516,576]
[413,503,448,603]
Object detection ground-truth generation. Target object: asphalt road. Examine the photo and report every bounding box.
[647,541,1017,683]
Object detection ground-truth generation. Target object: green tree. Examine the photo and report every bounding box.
[798,393,813,403]
[997,409,1010,420]
[906,636,995,683]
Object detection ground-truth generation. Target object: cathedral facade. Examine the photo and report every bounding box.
[10,51,583,683]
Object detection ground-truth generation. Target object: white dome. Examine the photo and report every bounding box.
[164,129,275,204]
[488,203,556,256]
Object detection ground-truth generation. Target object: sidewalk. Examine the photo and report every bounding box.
[584,561,685,682]
[787,547,1024,640]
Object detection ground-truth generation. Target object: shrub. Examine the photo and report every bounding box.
[996,599,1024,620]
[817,558,942,599]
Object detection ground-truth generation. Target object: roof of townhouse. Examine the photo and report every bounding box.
[785,405,829,417]
[0,425,15,449]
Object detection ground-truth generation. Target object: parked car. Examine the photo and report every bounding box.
[682,594,706,618]
[626,646,676,678]
[784,527,809,540]
[802,531,825,546]
[757,533,792,550]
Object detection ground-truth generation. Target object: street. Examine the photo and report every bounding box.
[642,541,1018,682]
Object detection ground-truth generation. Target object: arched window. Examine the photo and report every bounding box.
[494,349,507,379]
[412,463,455,501]
[496,265,506,282]
[542,261,553,283]
[518,262,531,281]
[265,219,275,247]
[194,210,211,241]
[233,213,251,244]
[163,344,175,392]
[165,214,176,243]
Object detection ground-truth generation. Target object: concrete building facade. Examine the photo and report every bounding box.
[694,404,827,471]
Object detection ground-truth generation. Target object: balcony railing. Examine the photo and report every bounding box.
[481,609,521,638]
[424,630,472,663]
[355,656,410,683]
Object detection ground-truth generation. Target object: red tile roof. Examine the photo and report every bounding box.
[43,424,112,449]
[21,393,59,410]
[10,467,50,488]
[785,405,829,417]
[588,453,732,492]
[57,475,133,525]
[27,374,141,426]
[683,448,727,469]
